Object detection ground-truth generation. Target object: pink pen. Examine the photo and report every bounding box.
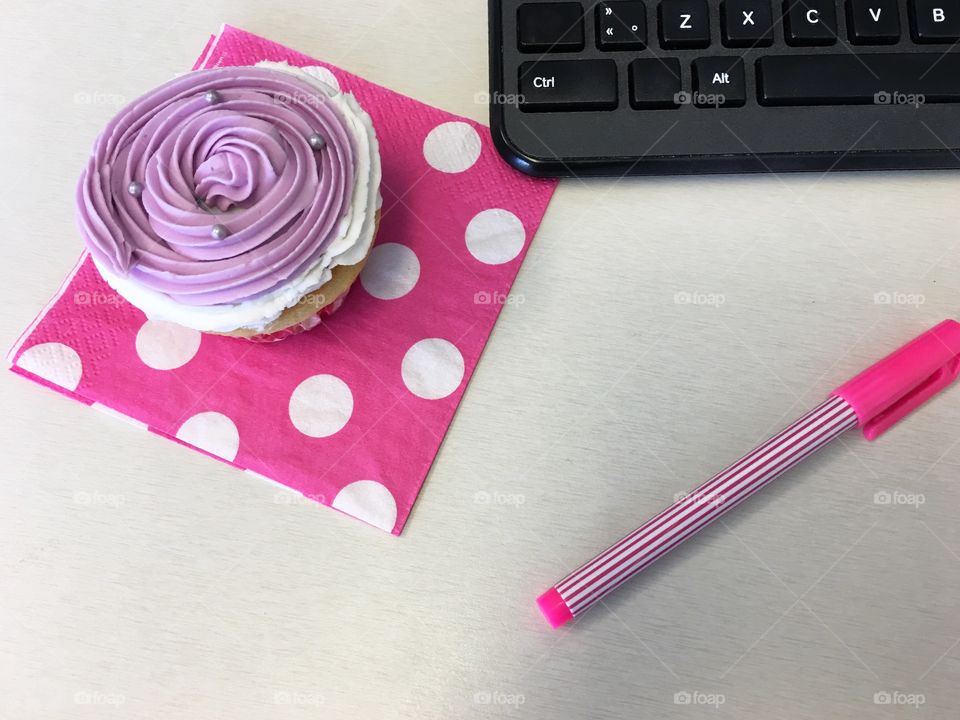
[537,319,960,629]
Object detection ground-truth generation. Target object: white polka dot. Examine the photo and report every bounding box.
[333,480,398,532]
[16,342,83,391]
[465,209,526,265]
[300,65,340,93]
[135,320,201,370]
[360,243,421,300]
[288,374,354,438]
[423,121,482,173]
[401,338,465,400]
[176,412,239,461]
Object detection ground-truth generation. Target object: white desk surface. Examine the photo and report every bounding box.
[2,3,959,718]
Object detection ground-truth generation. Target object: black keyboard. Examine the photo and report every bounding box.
[488,0,960,175]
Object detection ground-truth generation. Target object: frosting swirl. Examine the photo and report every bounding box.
[77,66,363,307]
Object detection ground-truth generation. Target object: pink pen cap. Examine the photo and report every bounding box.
[536,587,574,629]
[833,319,960,440]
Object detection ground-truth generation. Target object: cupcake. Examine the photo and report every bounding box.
[76,62,381,341]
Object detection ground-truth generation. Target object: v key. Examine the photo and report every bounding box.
[848,0,901,43]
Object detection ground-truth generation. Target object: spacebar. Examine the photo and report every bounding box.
[758,54,960,106]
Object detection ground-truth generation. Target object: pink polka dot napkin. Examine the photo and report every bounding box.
[7,25,557,535]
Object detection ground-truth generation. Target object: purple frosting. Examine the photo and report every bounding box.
[76,66,356,306]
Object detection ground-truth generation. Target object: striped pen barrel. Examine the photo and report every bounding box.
[536,319,960,629]
[537,396,859,627]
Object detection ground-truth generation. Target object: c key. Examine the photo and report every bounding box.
[785,0,839,45]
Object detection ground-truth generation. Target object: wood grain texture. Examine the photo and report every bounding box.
[1,3,958,718]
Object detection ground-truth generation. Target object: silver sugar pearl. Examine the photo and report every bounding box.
[204,90,222,104]
[127,181,144,198]
[211,224,229,241]
[308,132,326,150]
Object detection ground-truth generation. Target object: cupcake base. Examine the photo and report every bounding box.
[211,212,378,342]
[213,253,369,341]
[234,279,356,343]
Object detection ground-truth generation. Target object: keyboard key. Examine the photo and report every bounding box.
[519,60,618,111]
[784,0,839,44]
[517,2,585,52]
[847,0,901,42]
[722,0,775,46]
[910,0,960,41]
[757,53,960,104]
[598,2,648,49]
[629,58,682,108]
[693,57,747,107]
[659,0,711,48]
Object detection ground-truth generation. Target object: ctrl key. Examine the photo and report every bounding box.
[518,60,618,112]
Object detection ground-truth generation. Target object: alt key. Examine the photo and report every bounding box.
[692,57,746,107]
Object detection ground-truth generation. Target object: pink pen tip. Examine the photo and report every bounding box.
[536,587,573,629]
